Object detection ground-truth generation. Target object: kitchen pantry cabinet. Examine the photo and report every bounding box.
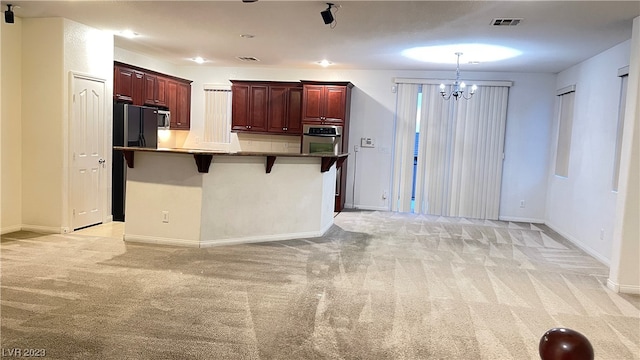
[231,81,303,135]
[113,61,192,130]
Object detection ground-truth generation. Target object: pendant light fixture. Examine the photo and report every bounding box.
[439,52,477,100]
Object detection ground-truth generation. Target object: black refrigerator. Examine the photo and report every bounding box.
[112,103,159,221]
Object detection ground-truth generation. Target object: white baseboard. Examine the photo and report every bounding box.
[125,225,333,249]
[607,278,640,294]
[123,234,200,247]
[498,216,545,224]
[545,221,611,266]
[350,205,390,211]
[20,224,65,234]
[1,224,22,235]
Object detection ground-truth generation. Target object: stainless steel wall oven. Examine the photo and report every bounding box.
[301,124,342,155]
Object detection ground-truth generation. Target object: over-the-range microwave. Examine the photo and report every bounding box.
[157,109,171,129]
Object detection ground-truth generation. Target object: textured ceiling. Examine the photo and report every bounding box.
[5,1,640,73]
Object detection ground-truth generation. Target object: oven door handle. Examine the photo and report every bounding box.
[303,133,342,137]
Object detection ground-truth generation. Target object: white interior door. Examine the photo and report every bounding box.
[71,75,105,230]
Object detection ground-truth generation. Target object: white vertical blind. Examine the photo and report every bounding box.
[204,88,232,144]
[391,84,420,212]
[392,82,510,220]
[554,88,576,177]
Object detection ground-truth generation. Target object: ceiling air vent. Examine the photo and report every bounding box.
[236,56,260,62]
[491,18,522,26]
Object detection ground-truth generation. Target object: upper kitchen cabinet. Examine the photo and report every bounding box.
[267,84,303,135]
[113,64,144,104]
[231,82,268,132]
[167,80,191,130]
[301,81,353,125]
[113,61,192,129]
[143,73,168,107]
[231,81,303,134]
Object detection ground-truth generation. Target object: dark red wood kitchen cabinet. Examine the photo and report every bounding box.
[167,80,191,130]
[114,61,192,129]
[267,84,303,135]
[231,82,268,132]
[114,65,144,104]
[301,81,353,126]
[231,81,301,134]
[144,73,168,107]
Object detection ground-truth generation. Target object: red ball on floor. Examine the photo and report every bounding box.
[539,328,594,360]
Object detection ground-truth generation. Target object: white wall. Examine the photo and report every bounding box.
[546,40,632,264]
[18,17,113,233]
[62,19,114,230]
[21,18,65,231]
[1,18,22,234]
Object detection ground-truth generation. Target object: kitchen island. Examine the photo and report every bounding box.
[113,147,347,247]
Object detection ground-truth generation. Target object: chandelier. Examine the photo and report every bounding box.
[439,52,477,100]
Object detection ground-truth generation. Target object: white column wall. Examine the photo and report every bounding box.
[1,18,22,234]
[21,18,65,232]
[608,16,640,294]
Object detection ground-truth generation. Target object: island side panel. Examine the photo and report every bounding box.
[124,152,204,246]
[199,156,336,246]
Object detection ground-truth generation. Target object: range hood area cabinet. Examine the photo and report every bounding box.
[230,81,303,135]
[113,61,192,130]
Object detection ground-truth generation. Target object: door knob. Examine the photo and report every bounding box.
[98,158,106,164]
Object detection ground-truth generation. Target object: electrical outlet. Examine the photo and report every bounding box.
[354,145,359,152]
[162,211,169,223]
[382,190,388,200]
[600,228,604,240]
[519,200,525,208]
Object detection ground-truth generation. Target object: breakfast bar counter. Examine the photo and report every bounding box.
[114,147,347,247]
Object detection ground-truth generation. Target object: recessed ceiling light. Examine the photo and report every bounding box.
[192,57,206,64]
[117,30,139,39]
[240,34,255,39]
[402,44,521,64]
[317,60,332,67]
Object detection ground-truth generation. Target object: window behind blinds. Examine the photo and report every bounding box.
[555,86,576,178]
[204,87,232,144]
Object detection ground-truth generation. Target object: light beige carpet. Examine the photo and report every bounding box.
[1,210,638,359]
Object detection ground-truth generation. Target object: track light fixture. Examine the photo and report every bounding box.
[321,3,335,25]
[5,4,14,24]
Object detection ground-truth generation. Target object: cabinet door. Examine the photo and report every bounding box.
[287,87,303,134]
[114,66,133,102]
[143,74,157,105]
[166,81,178,127]
[302,85,324,123]
[267,86,288,133]
[155,76,168,107]
[175,82,191,129]
[132,71,145,105]
[323,86,347,124]
[249,85,268,132]
[231,84,250,131]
